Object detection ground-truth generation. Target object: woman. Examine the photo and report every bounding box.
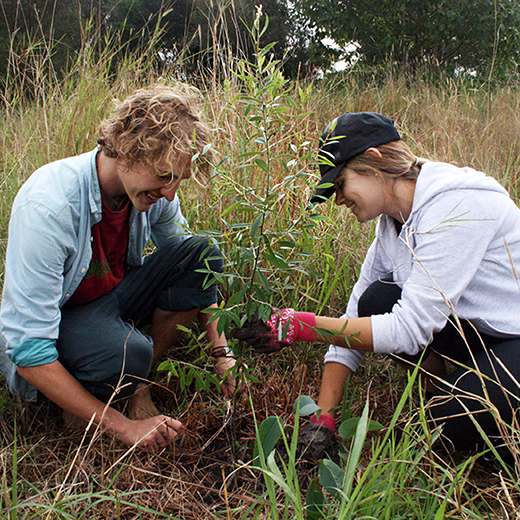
[235,112,520,461]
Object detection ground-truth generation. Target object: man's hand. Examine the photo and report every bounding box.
[116,415,184,450]
[18,361,185,452]
[213,355,238,397]
[233,309,317,354]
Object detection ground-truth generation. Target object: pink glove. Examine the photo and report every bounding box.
[265,309,317,349]
[310,412,337,432]
[233,308,317,353]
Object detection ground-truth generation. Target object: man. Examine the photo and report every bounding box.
[0,85,236,450]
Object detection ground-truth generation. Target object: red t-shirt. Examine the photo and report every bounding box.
[67,200,131,306]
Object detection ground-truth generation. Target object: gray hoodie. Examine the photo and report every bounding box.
[324,161,520,372]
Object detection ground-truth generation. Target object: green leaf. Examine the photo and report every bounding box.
[338,417,384,440]
[434,500,448,520]
[256,269,271,294]
[262,250,290,269]
[194,371,206,392]
[319,459,345,498]
[253,416,284,459]
[254,157,270,173]
[176,324,191,333]
[185,367,194,387]
[259,41,278,55]
[221,200,241,217]
[342,399,371,496]
[294,395,321,417]
[227,286,247,306]
[251,214,263,239]
[305,478,326,519]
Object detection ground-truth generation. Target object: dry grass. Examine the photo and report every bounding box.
[0,350,328,519]
[2,348,513,518]
[2,20,520,518]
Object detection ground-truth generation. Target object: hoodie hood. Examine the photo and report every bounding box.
[411,161,509,218]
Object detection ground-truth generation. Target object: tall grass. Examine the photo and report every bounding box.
[1,8,520,519]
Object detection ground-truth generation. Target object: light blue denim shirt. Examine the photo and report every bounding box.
[0,148,190,400]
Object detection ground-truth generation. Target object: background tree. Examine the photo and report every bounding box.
[293,0,520,79]
[146,0,306,80]
[0,0,308,86]
[0,0,91,84]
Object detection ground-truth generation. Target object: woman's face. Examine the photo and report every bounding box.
[333,166,393,223]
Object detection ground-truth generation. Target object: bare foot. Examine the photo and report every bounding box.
[128,383,160,420]
[63,410,89,431]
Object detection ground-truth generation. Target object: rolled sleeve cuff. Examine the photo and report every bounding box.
[324,345,365,372]
[10,338,59,367]
[371,314,393,354]
[371,313,423,357]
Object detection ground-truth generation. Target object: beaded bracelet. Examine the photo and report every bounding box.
[210,345,234,358]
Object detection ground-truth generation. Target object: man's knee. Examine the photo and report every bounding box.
[119,329,154,378]
[76,330,154,402]
[70,327,153,386]
[186,236,223,273]
[155,236,223,277]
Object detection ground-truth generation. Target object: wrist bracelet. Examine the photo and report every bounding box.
[210,346,233,358]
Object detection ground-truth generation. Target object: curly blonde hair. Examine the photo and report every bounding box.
[347,140,426,180]
[97,85,213,180]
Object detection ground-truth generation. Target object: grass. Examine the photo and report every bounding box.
[1,10,520,519]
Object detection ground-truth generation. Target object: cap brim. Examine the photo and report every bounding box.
[309,163,344,204]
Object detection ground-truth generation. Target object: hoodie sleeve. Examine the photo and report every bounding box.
[371,189,498,356]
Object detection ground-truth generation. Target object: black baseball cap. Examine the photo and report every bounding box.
[310,112,401,204]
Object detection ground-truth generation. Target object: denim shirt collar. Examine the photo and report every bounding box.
[89,147,103,224]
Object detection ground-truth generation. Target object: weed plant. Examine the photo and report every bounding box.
[1,7,520,520]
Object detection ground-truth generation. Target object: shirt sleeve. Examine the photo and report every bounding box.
[150,195,191,248]
[1,199,74,360]
[10,338,58,367]
[371,191,497,356]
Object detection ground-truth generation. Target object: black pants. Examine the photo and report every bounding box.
[359,280,520,455]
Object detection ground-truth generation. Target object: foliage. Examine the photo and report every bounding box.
[0,0,168,99]
[3,6,520,520]
[0,0,87,80]
[200,7,321,334]
[252,366,517,519]
[4,0,520,87]
[293,0,520,80]
[252,390,455,519]
[0,0,306,85]
[176,0,295,76]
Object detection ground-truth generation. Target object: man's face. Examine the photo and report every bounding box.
[118,156,192,212]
